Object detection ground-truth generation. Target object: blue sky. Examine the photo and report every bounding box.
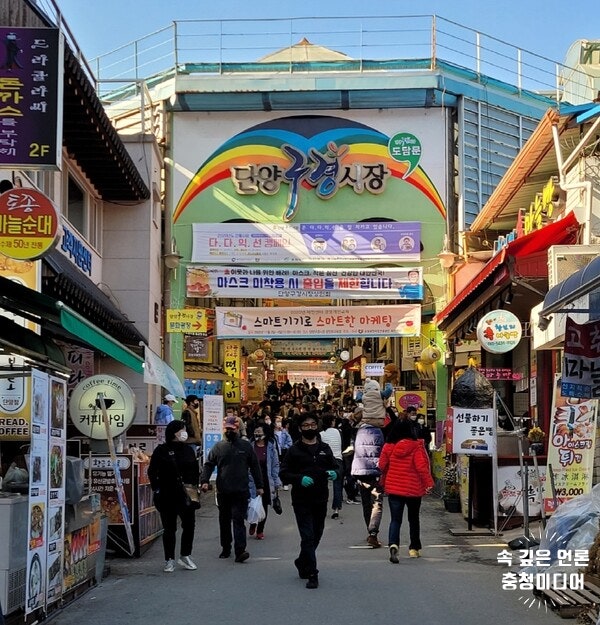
[56,0,592,64]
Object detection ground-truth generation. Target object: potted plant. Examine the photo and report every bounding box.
[443,462,461,512]
[527,425,545,455]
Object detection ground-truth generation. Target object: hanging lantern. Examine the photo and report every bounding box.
[420,345,441,364]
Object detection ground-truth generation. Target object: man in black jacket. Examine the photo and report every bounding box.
[201,416,263,562]
[280,412,337,589]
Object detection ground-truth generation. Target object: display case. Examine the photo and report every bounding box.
[135,462,162,555]
[103,459,162,557]
[0,494,28,615]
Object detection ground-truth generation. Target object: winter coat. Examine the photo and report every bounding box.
[249,440,282,497]
[351,423,384,476]
[378,439,434,497]
[148,441,199,510]
[201,436,263,494]
[279,439,336,504]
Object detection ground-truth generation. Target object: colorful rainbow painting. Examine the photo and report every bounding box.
[174,116,445,223]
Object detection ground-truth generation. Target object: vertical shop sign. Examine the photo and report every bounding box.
[25,369,49,615]
[202,394,224,466]
[0,27,63,168]
[543,374,597,513]
[562,317,600,399]
[223,340,241,404]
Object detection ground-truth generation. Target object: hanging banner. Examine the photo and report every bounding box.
[222,340,241,404]
[562,316,600,399]
[192,222,421,264]
[165,308,208,334]
[543,375,597,513]
[215,304,421,339]
[186,265,423,300]
[202,394,224,465]
[143,345,186,398]
[450,407,496,455]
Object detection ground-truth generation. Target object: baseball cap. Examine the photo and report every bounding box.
[223,416,239,429]
[164,394,177,402]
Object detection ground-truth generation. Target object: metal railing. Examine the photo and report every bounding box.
[79,15,589,101]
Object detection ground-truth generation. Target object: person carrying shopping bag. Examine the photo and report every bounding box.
[248,425,282,539]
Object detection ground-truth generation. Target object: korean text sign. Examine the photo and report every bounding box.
[0,28,63,168]
[562,316,600,399]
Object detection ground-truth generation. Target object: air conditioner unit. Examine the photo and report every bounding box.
[548,245,600,288]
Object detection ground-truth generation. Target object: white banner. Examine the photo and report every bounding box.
[203,395,224,466]
[143,345,186,398]
[215,304,421,338]
[451,407,496,456]
[186,265,423,300]
[192,221,421,264]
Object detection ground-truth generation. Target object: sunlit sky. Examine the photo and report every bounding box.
[55,0,591,64]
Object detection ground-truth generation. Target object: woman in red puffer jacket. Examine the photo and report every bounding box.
[378,419,433,564]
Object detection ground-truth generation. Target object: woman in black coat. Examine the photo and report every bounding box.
[148,420,200,572]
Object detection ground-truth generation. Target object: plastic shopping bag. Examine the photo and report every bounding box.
[247,495,266,524]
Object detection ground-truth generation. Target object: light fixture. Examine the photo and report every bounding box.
[503,289,514,305]
[438,234,457,269]
[163,237,183,270]
[538,315,552,331]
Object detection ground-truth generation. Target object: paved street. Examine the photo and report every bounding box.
[51,490,561,625]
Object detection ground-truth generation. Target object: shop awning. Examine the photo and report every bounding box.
[0,316,69,372]
[435,212,580,333]
[184,365,235,381]
[0,276,144,374]
[541,254,600,317]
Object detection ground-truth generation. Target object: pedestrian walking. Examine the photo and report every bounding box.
[280,413,337,589]
[379,419,434,563]
[249,425,282,539]
[351,378,387,548]
[148,420,200,572]
[154,393,177,425]
[200,416,263,562]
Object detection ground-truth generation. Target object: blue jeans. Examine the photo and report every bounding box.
[388,494,422,550]
[217,491,249,556]
[292,500,328,576]
[331,459,344,510]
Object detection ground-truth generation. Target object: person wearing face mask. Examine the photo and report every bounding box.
[148,420,200,573]
[201,416,263,562]
[405,406,431,451]
[279,413,337,589]
[248,425,282,539]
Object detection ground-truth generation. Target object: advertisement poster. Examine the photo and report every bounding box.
[394,391,427,412]
[192,222,421,264]
[497,465,547,517]
[202,395,224,465]
[26,369,49,615]
[84,455,134,525]
[186,265,424,300]
[543,375,597,513]
[47,377,66,605]
[215,304,421,339]
[450,408,496,456]
[562,316,600,399]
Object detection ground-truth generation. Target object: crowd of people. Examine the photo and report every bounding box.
[149,377,435,588]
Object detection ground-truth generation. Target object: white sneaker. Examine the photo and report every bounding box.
[163,559,175,573]
[178,556,197,570]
